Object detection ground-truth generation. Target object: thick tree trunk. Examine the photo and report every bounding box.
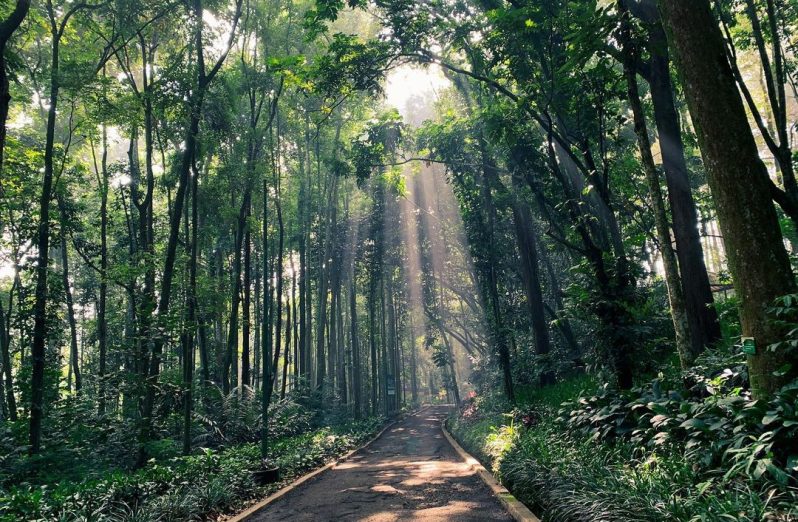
[659,0,797,397]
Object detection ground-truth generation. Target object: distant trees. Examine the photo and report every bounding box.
[1,0,798,475]
[0,0,449,464]
[312,0,798,397]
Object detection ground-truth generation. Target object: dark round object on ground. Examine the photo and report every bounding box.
[252,466,280,485]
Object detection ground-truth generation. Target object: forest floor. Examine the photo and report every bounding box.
[241,405,512,521]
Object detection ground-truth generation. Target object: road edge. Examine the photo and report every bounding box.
[227,405,430,522]
[440,418,541,522]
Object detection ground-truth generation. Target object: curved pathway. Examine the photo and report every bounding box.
[245,405,512,521]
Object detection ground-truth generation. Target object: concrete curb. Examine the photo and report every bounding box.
[441,419,541,522]
[228,406,430,522]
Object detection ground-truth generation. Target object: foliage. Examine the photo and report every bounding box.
[559,375,798,486]
[0,418,383,521]
[449,361,798,521]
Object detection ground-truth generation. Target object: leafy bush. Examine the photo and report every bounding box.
[559,373,798,486]
[0,418,383,522]
[449,363,798,521]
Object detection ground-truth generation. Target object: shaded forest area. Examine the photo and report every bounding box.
[1,0,798,519]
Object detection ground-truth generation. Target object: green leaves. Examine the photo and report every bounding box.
[346,108,405,184]
[310,33,392,102]
[0,416,384,521]
[560,374,798,488]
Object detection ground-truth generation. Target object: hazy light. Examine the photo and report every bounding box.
[202,9,233,56]
[0,263,16,281]
[113,174,132,188]
[8,111,32,130]
[384,65,450,122]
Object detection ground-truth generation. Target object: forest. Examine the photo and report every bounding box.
[0,0,798,520]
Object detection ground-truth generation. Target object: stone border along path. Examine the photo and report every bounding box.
[230,405,536,521]
[440,419,540,522]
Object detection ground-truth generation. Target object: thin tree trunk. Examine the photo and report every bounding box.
[96,122,109,413]
[369,275,378,416]
[409,313,418,405]
[337,288,347,404]
[59,210,81,392]
[638,14,721,355]
[350,273,361,418]
[273,164,285,398]
[30,10,63,454]
[0,296,15,420]
[619,3,693,367]
[224,195,249,394]
[254,249,261,389]
[291,255,298,384]
[281,271,291,400]
[260,162,273,459]
[242,217,252,393]
[315,175,337,389]
[183,154,200,455]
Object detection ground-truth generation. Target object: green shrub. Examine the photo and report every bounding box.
[449,365,798,521]
[559,377,798,486]
[0,417,383,522]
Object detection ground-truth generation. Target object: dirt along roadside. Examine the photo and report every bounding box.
[242,405,513,521]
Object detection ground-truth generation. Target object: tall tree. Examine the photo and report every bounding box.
[659,0,797,397]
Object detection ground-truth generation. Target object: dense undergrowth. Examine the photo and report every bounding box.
[449,349,798,522]
[0,392,384,521]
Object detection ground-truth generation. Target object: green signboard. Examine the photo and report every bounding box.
[742,337,756,355]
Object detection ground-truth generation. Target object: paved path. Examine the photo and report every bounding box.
[246,405,513,521]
